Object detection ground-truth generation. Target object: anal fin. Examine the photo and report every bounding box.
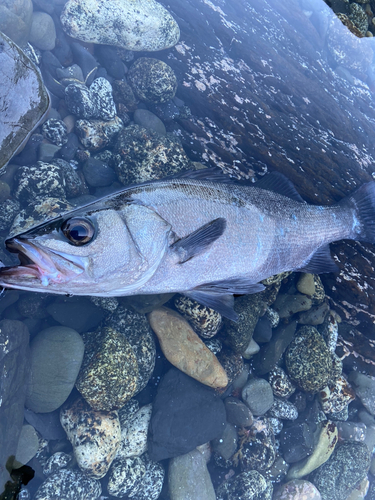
[296,244,339,274]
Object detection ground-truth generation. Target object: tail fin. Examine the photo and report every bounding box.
[341,181,375,243]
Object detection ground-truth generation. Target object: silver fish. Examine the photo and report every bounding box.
[1,171,374,320]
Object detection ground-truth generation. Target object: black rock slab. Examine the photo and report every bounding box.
[148,368,226,461]
[156,0,375,338]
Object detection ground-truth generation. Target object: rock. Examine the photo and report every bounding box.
[235,417,276,472]
[43,452,72,476]
[116,404,152,459]
[174,295,222,338]
[216,470,272,500]
[280,422,315,464]
[42,118,68,147]
[65,82,98,119]
[269,367,296,398]
[56,64,84,83]
[169,449,216,500]
[285,326,333,393]
[287,421,338,479]
[243,338,260,358]
[148,307,228,388]
[296,273,316,296]
[242,378,274,416]
[223,294,263,353]
[320,376,356,416]
[148,368,226,461]
[112,80,138,111]
[0,0,33,46]
[24,408,66,441]
[75,326,139,411]
[33,469,101,500]
[0,198,21,232]
[82,157,116,187]
[318,312,339,354]
[212,423,238,460]
[38,142,61,162]
[0,320,29,493]
[337,421,366,442]
[253,316,272,343]
[25,326,84,413]
[46,296,104,333]
[104,306,156,394]
[28,12,56,51]
[61,0,180,51]
[60,397,121,478]
[310,441,371,500]
[89,77,117,120]
[14,162,67,204]
[0,32,50,170]
[216,349,244,385]
[268,398,298,420]
[224,397,253,427]
[252,321,296,375]
[114,124,192,185]
[128,58,177,103]
[134,109,166,135]
[95,45,126,80]
[14,424,39,468]
[75,115,123,151]
[273,480,321,500]
[108,454,164,500]
[348,371,375,415]
[298,301,330,325]
[274,293,312,318]
[52,159,87,198]
[0,180,10,202]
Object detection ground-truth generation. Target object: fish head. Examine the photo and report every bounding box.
[0,201,172,296]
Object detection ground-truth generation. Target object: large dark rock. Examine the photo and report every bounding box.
[0,320,30,493]
[148,368,226,461]
[156,0,375,338]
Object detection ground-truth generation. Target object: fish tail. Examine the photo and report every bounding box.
[342,181,375,242]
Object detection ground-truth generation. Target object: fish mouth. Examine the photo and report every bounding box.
[0,237,87,290]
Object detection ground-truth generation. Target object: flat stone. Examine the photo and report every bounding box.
[25,326,84,413]
[0,32,50,169]
[169,449,216,500]
[242,378,274,416]
[287,421,338,479]
[60,0,180,51]
[148,307,228,388]
[60,397,121,479]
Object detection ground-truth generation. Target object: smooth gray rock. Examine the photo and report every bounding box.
[14,424,39,468]
[242,378,274,416]
[0,31,50,169]
[28,11,56,50]
[169,449,216,500]
[134,109,166,135]
[0,0,33,46]
[25,326,84,413]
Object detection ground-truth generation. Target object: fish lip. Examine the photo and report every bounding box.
[0,237,86,286]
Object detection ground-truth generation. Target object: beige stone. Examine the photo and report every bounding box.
[287,421,338,480]
[148,307,228,389]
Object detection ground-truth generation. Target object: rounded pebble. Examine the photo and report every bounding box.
[242,378,274,416]
[128,58,177,103]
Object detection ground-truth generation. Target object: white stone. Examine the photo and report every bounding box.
[60,0,180,51]
[117,404,152,459]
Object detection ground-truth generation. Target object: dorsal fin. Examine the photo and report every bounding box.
[254,172,305,202]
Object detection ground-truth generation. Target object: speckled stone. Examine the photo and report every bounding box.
[108,454,164,499]
[318,312,339,354]
[89,77,117,120]
[234,417,276,472]
[75,116,123,151]
[148,307,228,388]
[348,2,369,36]
[65,82,97,119]
[114,124,192,185]
[42,118,68,147]
[310,441,371,500]
[269,367,296,398]
[273,480,321,500]
[60,0,180,52]
[174,296,222,338]
[223,293,263,354]
[285,326,333,393]
[216,349,244,386]
[116,404,152,459]
[14,162,67,204]
[128,58,177,103]
[268,398,298,420]
[320,376,355,416]
[51,159,87,198]
[60,398,121,479]
[43,452,72,476]
[287,421,338,480]
[205,338,223,355]
[217,470,273,500]
[33,469,101,500]
[104,306,156,394]
[0,198,20,232]
[75,326,139,411]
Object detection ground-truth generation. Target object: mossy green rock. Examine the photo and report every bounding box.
[26,326,84,413]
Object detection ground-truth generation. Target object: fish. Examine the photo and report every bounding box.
[0,170,374,321]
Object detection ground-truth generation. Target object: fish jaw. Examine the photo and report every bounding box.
[0,237,88,291]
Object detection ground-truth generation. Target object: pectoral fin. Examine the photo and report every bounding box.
[171,217,226,264]
[184,291,238,321]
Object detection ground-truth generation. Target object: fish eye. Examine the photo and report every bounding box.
[61,217,95,246]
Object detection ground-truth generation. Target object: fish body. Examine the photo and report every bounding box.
[1,172,374,320]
